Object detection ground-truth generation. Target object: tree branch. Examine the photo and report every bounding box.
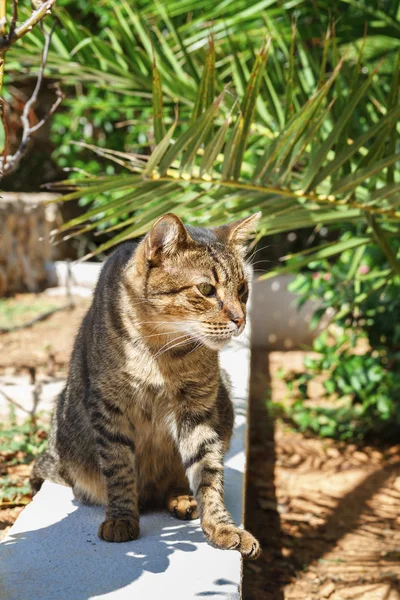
[0,21,63,178]
[0,0,6,94]
[9,0,19,41]
[1,0,56,50]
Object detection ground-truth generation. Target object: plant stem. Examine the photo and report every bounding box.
[367,213,400,275]
[153,174,400,219]
[0,0,56,49]
[0,0,7,97]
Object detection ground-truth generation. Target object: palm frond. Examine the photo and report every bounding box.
[47,29,400,270]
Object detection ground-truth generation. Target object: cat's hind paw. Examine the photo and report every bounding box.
[167,493,199,520]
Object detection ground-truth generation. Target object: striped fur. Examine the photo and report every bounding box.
[31,213,261,558]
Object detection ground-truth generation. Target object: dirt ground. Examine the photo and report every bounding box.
[1,294,400,598]
[0,294,91,375]
[0,294,91,540]
[244,350,400,600]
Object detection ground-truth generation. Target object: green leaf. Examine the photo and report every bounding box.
[199,117,230,176]
[331,153,400,196]
[191,36,216,123]
[301,62,382,192]
[261,236,371,280]
[312,105,400,189]
[152,54,166,144]
[222,115,244,180]
[159,93,224,175]
[232,39,271,178]
[144,113,178,176]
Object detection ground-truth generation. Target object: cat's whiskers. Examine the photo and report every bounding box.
[248,259,272,268]
[134,319,198,327]
[246,243,272,267]
[186,339,204,356]
[133,319,198,337]
[139,329,191,341]
[153,332,193,358]
[153,333,199,359]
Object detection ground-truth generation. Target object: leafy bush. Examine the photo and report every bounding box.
[281,230,400,440]
[0,416,48,503]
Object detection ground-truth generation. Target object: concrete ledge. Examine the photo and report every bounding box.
[0,339,249,600]
[48,260,102,289]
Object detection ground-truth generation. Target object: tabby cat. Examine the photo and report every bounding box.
[31,212,261,559]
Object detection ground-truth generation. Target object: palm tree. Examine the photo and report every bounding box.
[11,1,400,275]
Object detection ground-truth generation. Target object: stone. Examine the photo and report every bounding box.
[0,192,62,296]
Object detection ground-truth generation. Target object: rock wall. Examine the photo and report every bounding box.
[0,192,62,296]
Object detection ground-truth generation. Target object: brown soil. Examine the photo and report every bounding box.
[0,505,25,541]
[243,350,400,600]
[0,294,91,375]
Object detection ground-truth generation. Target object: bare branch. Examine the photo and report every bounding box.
[1,0,56,50]
[0,97,8,167]
[0,21,63,178]
[0,0,6,93]
[9,0,19,41]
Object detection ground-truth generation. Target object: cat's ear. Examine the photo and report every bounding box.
[215,212,261,248]
[145,213,191,262]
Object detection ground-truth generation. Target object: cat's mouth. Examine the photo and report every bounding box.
[193,321,245,350]
[199,330,238,350]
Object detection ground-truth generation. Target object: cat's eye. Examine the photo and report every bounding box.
[197,283,216,297]
[238,282,248,297]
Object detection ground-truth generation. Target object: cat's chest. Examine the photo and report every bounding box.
[124,341,219,397]
[123,348,219,427]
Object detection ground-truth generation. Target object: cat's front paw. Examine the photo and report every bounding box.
[205,523,261,559]
[98,518,140,543]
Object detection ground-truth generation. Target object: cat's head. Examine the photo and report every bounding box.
[129,212,261,351]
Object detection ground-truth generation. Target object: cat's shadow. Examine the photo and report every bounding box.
[1,466,243,600]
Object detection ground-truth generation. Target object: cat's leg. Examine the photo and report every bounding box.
[175,416,260,559]
[89,390,140,543]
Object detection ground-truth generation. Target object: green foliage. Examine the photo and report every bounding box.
[281,230,400,440]
[7,1,400,265]
[0,298,59,329]
[0,475,31,503]
[0,417,48,503]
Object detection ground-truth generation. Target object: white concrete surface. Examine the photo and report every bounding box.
[0,376,64,424]
[49,260,102,289]
[0,337,250,600]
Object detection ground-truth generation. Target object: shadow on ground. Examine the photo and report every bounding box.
[1,505,202,599]
[1,464,244,600]
[243,349,400,600]
[243,351,286,600]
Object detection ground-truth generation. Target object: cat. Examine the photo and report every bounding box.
[30,212,261,559]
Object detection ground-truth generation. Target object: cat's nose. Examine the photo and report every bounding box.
[231,315,245,329]
[225,310,244,329]
[223,303,245,330]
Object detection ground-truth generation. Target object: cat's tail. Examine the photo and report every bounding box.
[30,451,67,496]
